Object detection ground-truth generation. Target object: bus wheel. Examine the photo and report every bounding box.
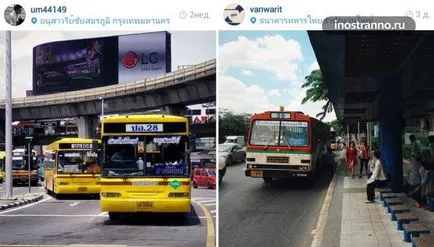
[109,212,121,220]
[263,177,272,182]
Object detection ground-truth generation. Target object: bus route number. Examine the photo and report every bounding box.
[126,124,163,132]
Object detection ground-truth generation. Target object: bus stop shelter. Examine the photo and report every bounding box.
[308,31,434,192]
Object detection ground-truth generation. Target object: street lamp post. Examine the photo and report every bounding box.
[25,136,33,193]
[5,31,13,199]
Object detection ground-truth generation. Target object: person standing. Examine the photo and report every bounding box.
[346,141,358,178]
[366,151,388,203]
[359,141,370,178]
[409,134,421,158]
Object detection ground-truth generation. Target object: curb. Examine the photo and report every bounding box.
[0,193,44,211]
[311,166,339,247]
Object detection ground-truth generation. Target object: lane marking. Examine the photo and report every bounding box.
[69,202,80,207]
[98,212,108,216]
[193,197,215,200]
[192,200,215,247]
[210,209,216,213]
[310,170,338,247]
[0,214,107,217]
[0,196,51,215]
[203,203,215,206]
[195,199,215,203]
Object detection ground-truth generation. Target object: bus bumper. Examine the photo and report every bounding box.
[245,168,311,178]
[100,198,191,213]
[56,185,100,194]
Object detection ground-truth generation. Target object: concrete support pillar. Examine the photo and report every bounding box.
[76,116,98,138]
[160,104,185,116]
[378,75,403,192]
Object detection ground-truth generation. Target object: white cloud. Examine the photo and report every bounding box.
[268,89,281,96]
[219,75,275,113]
[309,61,319,71]
[219,35,303,81]
[240,69,254,76]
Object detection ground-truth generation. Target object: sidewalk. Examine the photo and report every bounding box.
[0,193,44,210]
[339,177,411,247]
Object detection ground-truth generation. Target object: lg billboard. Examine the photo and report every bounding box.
[32,32,171,95]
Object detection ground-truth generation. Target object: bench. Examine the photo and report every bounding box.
[377,188,392,193]
[412,235,434,247]
[403,223,431,242]
[380,192,398,201]
[396,212,418,230]
[389,205,410,221]
[384,197,402,208]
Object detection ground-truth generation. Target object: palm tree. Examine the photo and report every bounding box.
[301,69,333,120]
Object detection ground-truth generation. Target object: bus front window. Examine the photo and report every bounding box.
[12,158,26,170]
[250,120,280,146]
[280,121,309,147]
[102,136,190,177]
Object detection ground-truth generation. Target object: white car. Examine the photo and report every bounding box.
[218,156,226,183]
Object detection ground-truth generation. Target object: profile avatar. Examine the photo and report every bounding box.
[4,4,26,26]
[223,4,245,26]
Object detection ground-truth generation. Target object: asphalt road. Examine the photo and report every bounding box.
[0,182,216,247]
[0,181,45,198]
[219,160,333,247]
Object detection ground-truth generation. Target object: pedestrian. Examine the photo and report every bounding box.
[366,150,388,203]
[359,140,370,178]
[346,141,358,178]
[409,134,421,158]
[404,155,422,195]
[339,142,347,169]
[323,147,335,176]
[409,161,434,208]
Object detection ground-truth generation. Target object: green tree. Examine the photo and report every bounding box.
[219,109,250,143]
[301,69,333,121]
[329,119,343,136]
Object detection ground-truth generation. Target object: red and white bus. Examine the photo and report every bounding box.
[244,110,330,182]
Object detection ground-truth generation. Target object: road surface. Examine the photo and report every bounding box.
[0,182,216,247]
[219,160,333,247]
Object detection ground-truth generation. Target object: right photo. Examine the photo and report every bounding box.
[218,30,337,247]
[218,30,434,247]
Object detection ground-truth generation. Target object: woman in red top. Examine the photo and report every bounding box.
[359,141,370,178]
[346,141,358,178]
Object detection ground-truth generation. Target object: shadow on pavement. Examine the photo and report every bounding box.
[259,169,334,191]
[48,193,100,201]
[101,207,202,226]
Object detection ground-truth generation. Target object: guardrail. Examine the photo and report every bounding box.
[0,59,216,108]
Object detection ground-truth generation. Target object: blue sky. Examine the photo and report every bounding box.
[219,30,336,122]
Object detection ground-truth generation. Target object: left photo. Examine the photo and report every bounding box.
[0,31,216,247]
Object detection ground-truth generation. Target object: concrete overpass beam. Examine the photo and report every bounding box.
[378,75,403,192]
[76,116,98,138]
[160,104,186,116]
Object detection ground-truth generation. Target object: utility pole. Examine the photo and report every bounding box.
[5,31,13,199]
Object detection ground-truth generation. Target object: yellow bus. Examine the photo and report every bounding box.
[0,151,5,183]
[44,138,101,197]
[98,114,191,220]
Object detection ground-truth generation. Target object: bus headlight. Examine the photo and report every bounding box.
[101,192,121,197]
[168,192,189,198]
[299,166,309,170]
[246,164,252,168]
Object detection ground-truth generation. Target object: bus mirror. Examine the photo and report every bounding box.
[92,140,98,152]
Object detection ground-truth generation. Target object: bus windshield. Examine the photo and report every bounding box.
[12,157,38,170]
[250,120,309,147]
[101,135,190,178]
[57,151,100,174]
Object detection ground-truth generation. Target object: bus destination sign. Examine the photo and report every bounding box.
[270,112,291,119]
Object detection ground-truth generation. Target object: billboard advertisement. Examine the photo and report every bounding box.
[118,32,171,83]
[33,32,171,95]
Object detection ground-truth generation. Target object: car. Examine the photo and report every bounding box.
[218,156,226,183]
[219,143,246,166]
[192,168,216,189]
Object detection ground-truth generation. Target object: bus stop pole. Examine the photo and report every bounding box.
[28,141,31,193]
[5,31,13,199]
